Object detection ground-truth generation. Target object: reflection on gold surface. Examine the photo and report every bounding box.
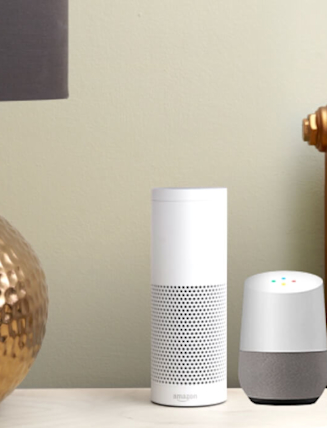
[0,217,48,402]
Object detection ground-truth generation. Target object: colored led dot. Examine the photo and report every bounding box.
[271,280,276,283]
[292,280,296,283]
[281,277,286,280]
[282,283,286,286]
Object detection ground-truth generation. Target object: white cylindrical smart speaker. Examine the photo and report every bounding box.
[151,188,227,407]
[239,271,327,405]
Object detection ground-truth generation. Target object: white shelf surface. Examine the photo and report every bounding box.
[0,388,326,427]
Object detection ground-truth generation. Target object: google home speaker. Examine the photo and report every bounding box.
[239,271,327,405]
[151,188,227,407]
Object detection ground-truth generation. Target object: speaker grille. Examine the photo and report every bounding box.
[151,284,226,385]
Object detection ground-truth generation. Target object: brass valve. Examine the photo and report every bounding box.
[302,105,327,152]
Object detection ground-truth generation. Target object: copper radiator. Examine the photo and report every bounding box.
[302,106,327,316]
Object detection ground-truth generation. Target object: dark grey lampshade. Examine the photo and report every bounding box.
[0,0,68,101]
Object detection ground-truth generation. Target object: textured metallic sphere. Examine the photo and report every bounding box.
[0,216,48,402]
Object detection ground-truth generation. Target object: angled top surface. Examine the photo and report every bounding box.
[152,187,227,202]
[245,271,323,294]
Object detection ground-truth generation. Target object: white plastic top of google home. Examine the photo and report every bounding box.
[152,187,227,202]
[245,271,322,294]
[241,270,326,352]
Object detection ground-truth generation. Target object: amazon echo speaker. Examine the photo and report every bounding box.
[239,271,327,405]
[151,188,227,407]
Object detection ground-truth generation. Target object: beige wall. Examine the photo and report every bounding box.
[2,0,325,388]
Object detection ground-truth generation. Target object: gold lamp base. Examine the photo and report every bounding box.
[0,216,48,402]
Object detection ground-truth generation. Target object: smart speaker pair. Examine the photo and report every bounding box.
[150,187,327,407]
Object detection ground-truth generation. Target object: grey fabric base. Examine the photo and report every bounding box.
[239,350,327,402]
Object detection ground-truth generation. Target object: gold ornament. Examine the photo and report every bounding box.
[302,105,327,152]
[0,216,48,402]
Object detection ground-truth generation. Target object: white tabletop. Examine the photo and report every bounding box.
[0,388,326,428]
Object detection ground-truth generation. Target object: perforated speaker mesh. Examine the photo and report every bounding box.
[151,284,226,385]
